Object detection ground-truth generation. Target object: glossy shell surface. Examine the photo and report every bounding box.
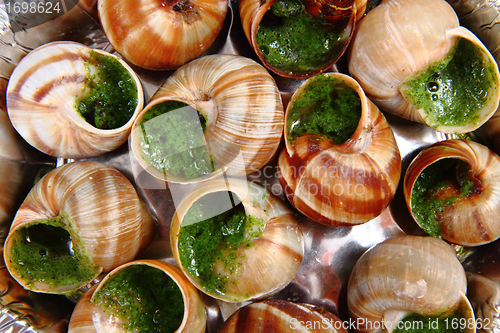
[278,73,401,226]
[68,259,206,333]
[347,235,475,333]
[218,299,348,332]
[6,41,145,159]
[403,139,500,247]
[97,0,229,70]
[3,161,153,294]
[170,177,304,302]
[130,54,284,183]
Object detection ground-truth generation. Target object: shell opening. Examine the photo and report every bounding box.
[6,217,99,294]
[177,190,265,297]
[286,73,362,145]
[90,264,185,333]
[255,0,354,76]
[400,38,499,133]
[75,50,139,130]
[410,157,478,238]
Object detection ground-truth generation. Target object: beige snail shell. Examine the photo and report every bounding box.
[3,161,153,294]
[97,0,228,70]
[239,0,362,78]
[347,0,500,134]
[6,41,144,159]
[218,299,348,333]
[347,235,476,333]
[130,54,284,183]
[68,259,206,333]
[170,177,304,302]
[278,72,401,226]
[403,139,500,247]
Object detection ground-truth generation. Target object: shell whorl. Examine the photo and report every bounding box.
[347,236,468,333]
[98,0,229,70]
[131,54,284,181]
[6,41,144,159]
[403,139,500,246]
[3,161,153,293]
[278,73,401,226]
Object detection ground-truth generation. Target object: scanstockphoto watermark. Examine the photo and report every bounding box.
[289,317,496,331]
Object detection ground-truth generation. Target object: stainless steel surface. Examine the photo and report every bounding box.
[0,0,500,332]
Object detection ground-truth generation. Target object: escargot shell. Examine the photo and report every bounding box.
[403,139,500,247]
[278,72,401,226]
[130,54,284,183]
[348,0,500,134]
[68,259,206,333]
[97,0,228,70]
[170,177,304,302]
[347,235,475,333]
[219,299,348,332]
[3,161,153,294]
[239,0,361,78]
[6,41,144,159]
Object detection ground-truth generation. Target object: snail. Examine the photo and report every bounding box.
[3,161,153,295]
[347,235,476,333]
[129,54,284,183]
[97,0,229,70]
[6,41,144,159]
[218,299,348,332]
[68,259,206,333]
[239,0,366,78]
[403,139,500,247]
[170,177,304,303]
[278,72,401,226]
[347,0,500,134]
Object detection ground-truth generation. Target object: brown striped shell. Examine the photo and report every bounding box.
[239,0,363,78]
[3,161,153,294]
[403,139,500,247]
[68,260,206,333]
[6,41,144,159]
[218,299,348,333]
[130,54,284,183]
[170,177,304,302]
[278,72,401,226]
[97,0,229,70]
[347,235,475,333]
[347,0,500,134]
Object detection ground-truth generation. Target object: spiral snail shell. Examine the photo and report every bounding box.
[239,0,363,78]
[347,235,475,333]
[68,259,206,333]
[403,139,500,247]
[348,0,500,134]
[170,177,304,302]
[130,54,284,183]
[6,41,144,159]
[278,72,401,226]
[218,299,348,333]
[3,161,153,294]
[97,0,229,70]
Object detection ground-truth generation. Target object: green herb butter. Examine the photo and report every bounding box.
[8,216,99,291]
[411,158,476,237]
[91,264,184,333]
[256,0,343,73]
[138,100,215,181]
[177,191,264,296]
[76,50,138,129]
[401,38,497,128]
[392,309,466,333]
[287,74,361,144]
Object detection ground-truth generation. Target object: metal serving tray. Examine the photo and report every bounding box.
[0,0,499,331]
